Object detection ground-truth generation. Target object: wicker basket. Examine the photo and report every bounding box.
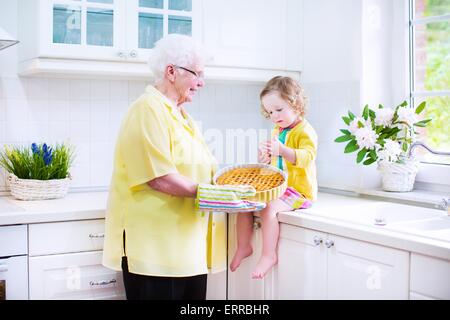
[213,163,288,202]
[7,173,71,200]
[377,160,419,192]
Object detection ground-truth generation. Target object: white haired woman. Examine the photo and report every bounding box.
[102,34,264,300]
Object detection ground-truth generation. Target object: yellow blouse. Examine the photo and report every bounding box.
[102,85,226,277]
[270,119,318,201]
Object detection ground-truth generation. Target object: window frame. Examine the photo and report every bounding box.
[408,0,450,188]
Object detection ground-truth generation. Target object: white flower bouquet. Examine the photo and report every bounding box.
[335,100,431,165]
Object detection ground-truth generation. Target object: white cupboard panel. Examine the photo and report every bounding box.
[29,251,125,300]
[327,235,409,300]
[410,253,450,300]
[29,219,105,256]
[0,225,28,257]
[276,224,327,299]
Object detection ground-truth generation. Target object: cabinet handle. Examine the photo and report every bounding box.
[117,51,126,58]
[129,50,138,58]
[313,236,323,246]
[89,233,105,238]
[0,264,8,272]
[325,239,335,248]
[89,279,117,286]
[253,221,261,230]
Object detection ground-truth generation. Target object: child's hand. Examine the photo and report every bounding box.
[258,147,271,164]
[260,139,284,157]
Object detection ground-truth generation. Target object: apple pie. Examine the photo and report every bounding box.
[216,167,284,191]
[213,164,287,202]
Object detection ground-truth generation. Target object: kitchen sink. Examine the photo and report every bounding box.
[310,201,444,226]
[391,217,450,231]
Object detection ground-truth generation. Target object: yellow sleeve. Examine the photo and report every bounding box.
[293,127,318,168]
[121,102,177,189]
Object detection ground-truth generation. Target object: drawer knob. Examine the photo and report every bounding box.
[313,236,323,246]
[325,239,335,248]
[89,233,105,238]
[89,279,117,286]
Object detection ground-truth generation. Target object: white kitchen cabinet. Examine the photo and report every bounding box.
[18,0,201,78]
[409,253,450,300]
[275,225,327,299]
[202,0,303,72]
[0,225,29,300]
[227,215,265,300]
[17,0,302,81]
[28,218,125,300]
[29,251,125,300]
[274,223,410,300]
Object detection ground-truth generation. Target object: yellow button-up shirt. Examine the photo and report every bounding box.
[270,119,318,201]
[102,85,226,277]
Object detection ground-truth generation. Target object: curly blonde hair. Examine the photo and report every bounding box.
[260,76,308,119]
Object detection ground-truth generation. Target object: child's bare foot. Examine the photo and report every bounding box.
[230,245,253,272]
[251,255,277,279]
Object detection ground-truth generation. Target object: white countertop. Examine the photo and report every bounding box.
[0,191,108,225]
[0,190,449,260]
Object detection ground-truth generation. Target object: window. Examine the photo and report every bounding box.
[409,0,450,165]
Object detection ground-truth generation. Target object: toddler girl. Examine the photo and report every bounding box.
[230,76,318,279]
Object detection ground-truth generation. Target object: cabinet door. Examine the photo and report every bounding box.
[227,215,265,300]
[29,251,125,300]
[410,253,450,300]
[202,0,303,71]
[275,224,327,299]
[327,235,409,300]
[26,0,127,60]
[126,0,202,62]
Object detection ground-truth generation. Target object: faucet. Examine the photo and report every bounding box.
[436,197,450,215]
[408,141,450,158]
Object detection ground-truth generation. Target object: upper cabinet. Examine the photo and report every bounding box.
[17,0,302,81]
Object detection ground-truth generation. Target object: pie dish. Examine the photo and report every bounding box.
[213,164,287,202]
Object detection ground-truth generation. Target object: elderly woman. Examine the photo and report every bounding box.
[102,34,263,300]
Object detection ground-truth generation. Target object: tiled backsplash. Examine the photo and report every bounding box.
[0,76,362,192]
[0,76,270,191]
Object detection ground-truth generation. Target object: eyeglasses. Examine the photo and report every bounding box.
[173,65,204,80]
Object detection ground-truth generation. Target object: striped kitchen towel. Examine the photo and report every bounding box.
[196,184,266,212]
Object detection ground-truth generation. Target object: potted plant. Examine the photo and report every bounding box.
[335,101,431,192]
[0,143,74,200]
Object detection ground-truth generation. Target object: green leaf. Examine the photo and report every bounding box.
[342,116,351,125]
[378,104,384,109]
[413,119,432,127]
[363,157,377,165]
[348,111,356,120]
[362,105,369,120]
[335,135,353,143]
[369,150,377,159]
[402,142,408,152]
[369,109,376,120]
[357,148,368,163]
[340,129,351,135]
[415,101,426,114]
[344,140,359,153]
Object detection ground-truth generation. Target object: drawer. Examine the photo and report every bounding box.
[410,253,450,300]
[0,225,27,256]
[29,219,105,256]
[29,251,125,300]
